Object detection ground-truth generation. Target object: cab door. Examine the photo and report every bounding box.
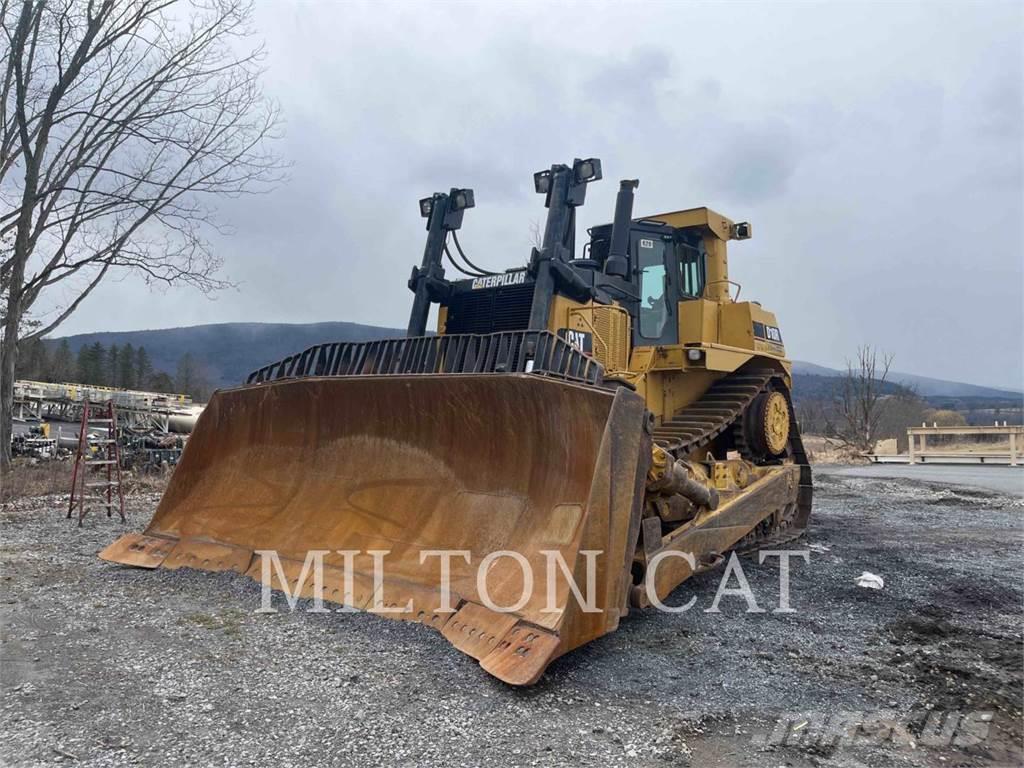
[632,230,679,346]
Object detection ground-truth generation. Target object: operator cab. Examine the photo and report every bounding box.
[584,220,706,347]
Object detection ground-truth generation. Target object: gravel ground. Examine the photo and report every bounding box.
[1,469,1022,767]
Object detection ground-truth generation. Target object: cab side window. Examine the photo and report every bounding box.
[677,241,705,298]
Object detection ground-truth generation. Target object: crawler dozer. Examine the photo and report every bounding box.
[102,158,811,685]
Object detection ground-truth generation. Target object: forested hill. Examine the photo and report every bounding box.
[48,322,403,389]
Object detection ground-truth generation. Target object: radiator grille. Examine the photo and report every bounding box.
[444,283,534,335]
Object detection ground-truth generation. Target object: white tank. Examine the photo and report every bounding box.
[168,404,204,433]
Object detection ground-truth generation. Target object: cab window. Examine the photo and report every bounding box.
[636,237,668,339]
[677,241,705,298]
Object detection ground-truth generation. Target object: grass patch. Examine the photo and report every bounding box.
[1,459,68,501]
[1,458,169,504]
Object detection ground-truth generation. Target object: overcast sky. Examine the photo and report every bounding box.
[48,1,1023,389]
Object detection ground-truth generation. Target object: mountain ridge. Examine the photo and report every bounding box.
[790,360,1021,399]
[48,321,1021,398]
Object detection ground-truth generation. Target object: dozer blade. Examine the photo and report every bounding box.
[101,374,651,685]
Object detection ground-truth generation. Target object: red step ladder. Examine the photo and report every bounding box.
[68,399,125,526]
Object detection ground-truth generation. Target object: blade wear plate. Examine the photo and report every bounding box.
[99,533,176,569]
[164,539,253,574]
[441,601,519,660]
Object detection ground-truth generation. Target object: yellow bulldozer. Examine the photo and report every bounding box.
[101,158,811,685]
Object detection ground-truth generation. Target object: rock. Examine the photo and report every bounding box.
[855,572,884,589]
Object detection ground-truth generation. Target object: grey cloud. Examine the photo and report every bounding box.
[585,47,673,109]
[702,122,800,204]
[410,152,526,203]
[977,75,1023,139]
[40,1,1024,390]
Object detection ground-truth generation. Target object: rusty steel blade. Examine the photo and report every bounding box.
[101,374,650,685]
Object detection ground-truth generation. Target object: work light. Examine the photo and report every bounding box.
[573,157,602,184]
[451,188,475,211]
[419,197,434,218]
[731,222,752,240]
[533,170,551,195]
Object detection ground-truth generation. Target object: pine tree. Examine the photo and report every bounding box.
[119,343,136,390]
[175,352,211,400]
[16,337,50,380]
[176,353,196,396]
[149,371,174,393]
[136,346,153,389]
[108,344,121,388]
[78,342,108,385]
[93,342,107,385]
[51,340,75,382]
[76,345,93,383]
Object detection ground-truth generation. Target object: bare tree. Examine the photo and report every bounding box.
[794,397,831,437]
[875,388,927,453]
[833,345,895,452]
[1,0,283,472]
[528,219,542,249]
[174,350,209,400]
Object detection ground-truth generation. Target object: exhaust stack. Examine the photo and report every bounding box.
[605,179,638,278]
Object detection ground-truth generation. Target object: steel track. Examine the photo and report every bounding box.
[651,368,813,551]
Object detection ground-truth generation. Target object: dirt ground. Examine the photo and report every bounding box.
[1,467,1022,767]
